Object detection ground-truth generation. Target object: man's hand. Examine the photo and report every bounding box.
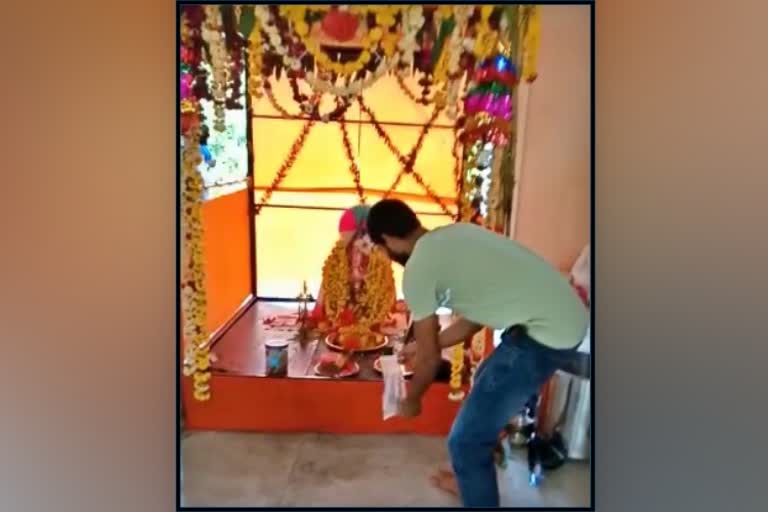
[398,396,422,418]
[397,342,417,364]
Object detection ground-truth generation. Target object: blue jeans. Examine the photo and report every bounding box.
[447,328,581,507]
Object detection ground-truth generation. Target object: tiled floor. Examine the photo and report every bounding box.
[181,432,590,508]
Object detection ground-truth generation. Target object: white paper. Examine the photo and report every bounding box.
[380,355,406,420]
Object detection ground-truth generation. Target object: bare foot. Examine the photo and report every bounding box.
[430,466,459,497]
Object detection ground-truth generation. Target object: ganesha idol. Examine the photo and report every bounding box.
[308,205,408,351]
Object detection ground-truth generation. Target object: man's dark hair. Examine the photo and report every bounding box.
[367,199,422,245]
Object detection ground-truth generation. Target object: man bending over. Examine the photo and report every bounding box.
[366,199,588,507]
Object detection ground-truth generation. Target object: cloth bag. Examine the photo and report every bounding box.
[380,355,406,420]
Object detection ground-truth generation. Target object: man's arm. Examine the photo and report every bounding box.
[398,316,483,364]
[406,314,442,402]
[438,316,484,349]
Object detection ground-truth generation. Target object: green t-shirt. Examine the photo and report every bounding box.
[403,223,588,350]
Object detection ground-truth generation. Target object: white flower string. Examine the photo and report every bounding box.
[202,5,230,132]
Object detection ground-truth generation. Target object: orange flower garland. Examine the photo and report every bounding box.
[253,119,316,215]
[339,118,366,204]
[320,241,395,333]
[180,124,212,402]
[180,13,212,402]
[357,96,454,217]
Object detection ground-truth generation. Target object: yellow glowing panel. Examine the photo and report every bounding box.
[355,125,456,198]
[255,191,453,298]
[252,122,457,196]
[254,190,453,214]
[359,74,460,126]
[252,119,352,188]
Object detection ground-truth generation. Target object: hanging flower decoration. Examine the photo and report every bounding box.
[246,16,264,101]
[260,77,350,122]
[395,73,436,105]
[221,5,245,109]
[448,343,466,401]
[180,14,213,402]
[202,5,230,132]
[321,240,395,331]
[468,329,488,387]
[357,96,454,217]
[287,77,351,121]
[452,123,463,211]
[521,5,541,83]
[253,119,316,215]
[339,117,366,204]
[469,5,500,61]
[280,5,397,77]
[253,5,426,98]
[181,6,211,102]
[397,5,424,71]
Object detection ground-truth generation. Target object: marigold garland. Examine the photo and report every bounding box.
[182,6,211,102]
[338,118,366,204]
[202,6,230,132]
[357,97,453,216]
[321,240,350,323]
[487,144,503,230]
[395,73,435,105]
[222,6,246,110]
[521,5,541,83]
[320,240,395,330]
[468,328,488,388]
[247,21,264,101]
[471,6,500,61]
[279,5,399,76]
[356,247,396,327]
[254,5,425,99]
[448,343,465,401]
[254,119,316,215]
[444,5,472,119]
[180,125,212,401]
[452,123,464,218]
